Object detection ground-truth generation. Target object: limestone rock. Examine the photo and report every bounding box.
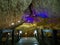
[0,0,32,28]
[32,0,60,17]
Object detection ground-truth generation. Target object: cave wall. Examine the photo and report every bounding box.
[0,0,60,28]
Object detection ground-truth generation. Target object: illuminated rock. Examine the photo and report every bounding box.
[0,0,60,28]
[32,0,60,17]
[0,0,32,28]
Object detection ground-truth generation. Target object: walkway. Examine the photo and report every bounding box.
[16,37,39,45]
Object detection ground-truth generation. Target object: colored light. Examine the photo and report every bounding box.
[19,31,22,34]
[37,12,48,18]
[34,30,37,34]
[11,23,14,25]
[32,8,48,18]
[18,21,20,23]
[25,32,27,35]
[26,17,34,23]
[22,15,34,23]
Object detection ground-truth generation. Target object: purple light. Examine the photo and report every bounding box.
[26,17,34,23]
[22,15,34,23]
[36,11,48,18]
[32,8,48,18]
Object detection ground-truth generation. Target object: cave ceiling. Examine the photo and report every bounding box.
[0,0,60,29]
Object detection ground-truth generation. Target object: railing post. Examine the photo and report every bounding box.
[41,29,44,40]
[5,34,9,45]
[52,30,57,45]
[17,30,20,41]
[12,30,14,45]
[36,29,41,45]
[0,30,2,45]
